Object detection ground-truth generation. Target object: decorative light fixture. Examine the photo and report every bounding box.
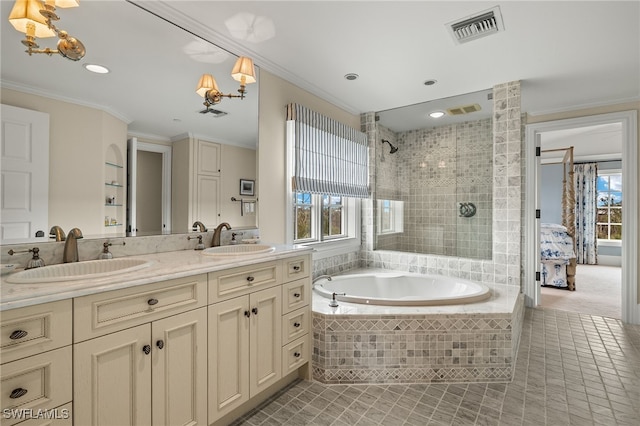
[8,0,85,61]
[196,56,256,109]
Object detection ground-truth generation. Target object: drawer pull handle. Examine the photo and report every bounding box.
[142,345,151,355]
[10,330,28,340]
[293,266,301,271]
[251,307,258,315]
[293,352,301,358]
[156,340,164,350]
[293,322,301,328]
[293,293,301,298]
[10,388,27,399]
[246,276,255,283]
[147,298,159,306]
[244,310,251,318]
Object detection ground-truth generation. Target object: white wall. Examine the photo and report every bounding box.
[257,70,360,244]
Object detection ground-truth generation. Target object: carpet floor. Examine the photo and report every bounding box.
[541,264,622,319]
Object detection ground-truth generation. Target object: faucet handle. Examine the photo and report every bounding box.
[8,247,45,269]
[188,235,205,250]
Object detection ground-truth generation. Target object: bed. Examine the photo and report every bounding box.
[541,223,576,289]
[540,147,577,291]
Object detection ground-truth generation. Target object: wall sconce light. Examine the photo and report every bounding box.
[196,56,256,109]
[8,0,85,61]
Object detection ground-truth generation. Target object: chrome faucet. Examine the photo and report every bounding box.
[312,274,333,287]
[63,228,83,263]
[192,221,208,232]
[211,222,231,247]
[49,226,66,241]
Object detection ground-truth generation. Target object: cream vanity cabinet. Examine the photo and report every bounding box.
[73,274,208,426]
[0,300,73,426]
[208,255,311,423]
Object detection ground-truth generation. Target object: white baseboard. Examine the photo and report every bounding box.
[598,255,622,267]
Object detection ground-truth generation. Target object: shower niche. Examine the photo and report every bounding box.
[373,89,493,260]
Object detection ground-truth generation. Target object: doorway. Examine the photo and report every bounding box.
[524,111,638,324]
[127,137,172,235]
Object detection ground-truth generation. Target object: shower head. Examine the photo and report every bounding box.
[381,139,398,154]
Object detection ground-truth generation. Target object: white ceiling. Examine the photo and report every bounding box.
[2,1,638,156]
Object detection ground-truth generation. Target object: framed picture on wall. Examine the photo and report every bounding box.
[240,179,255,196]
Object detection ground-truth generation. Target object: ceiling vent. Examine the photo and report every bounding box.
[447,104,481,116]
[199,108,228,117]
[447,6,504,45]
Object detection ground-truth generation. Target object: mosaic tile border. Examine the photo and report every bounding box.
[313,295,525,384]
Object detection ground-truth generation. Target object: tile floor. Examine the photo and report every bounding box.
[232,307,640,425]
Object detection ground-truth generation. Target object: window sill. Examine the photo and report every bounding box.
[598,239,622,247]
[301,237,361,260]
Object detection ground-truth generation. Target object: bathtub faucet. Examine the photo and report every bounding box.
[312,274,333,288]
[329,292,346,308]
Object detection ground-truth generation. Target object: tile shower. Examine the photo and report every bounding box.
[376,118,493,259]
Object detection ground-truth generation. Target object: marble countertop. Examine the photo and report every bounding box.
[1,244,313,311]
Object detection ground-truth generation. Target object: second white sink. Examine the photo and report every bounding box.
[201,244,275,256]
[5,258,152,284]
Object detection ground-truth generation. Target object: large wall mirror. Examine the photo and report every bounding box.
[0,1,258,244]
[374,89,493,260]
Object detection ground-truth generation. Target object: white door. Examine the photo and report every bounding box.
[0,104,49,242]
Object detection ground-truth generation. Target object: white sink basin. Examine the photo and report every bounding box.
[201,244,275,256]
[5,258,152,284]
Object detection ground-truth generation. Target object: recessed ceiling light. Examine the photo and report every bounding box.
[424,79,437,86]
[429,111,445,118]
[344,73,359,81]
[84,64,109,74]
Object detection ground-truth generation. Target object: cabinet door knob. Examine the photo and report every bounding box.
[142,345,151,355]
[246,276,255,283]
[293,322,301,328]
[293,293,301,298]
[251,307,258,315]
[147,298,159,306]
[156,340,164,349]
[293,265,301,271]
[10,388,28,399]
[293,352,301,358]
[10,330,28,340]
[244,310,251,318]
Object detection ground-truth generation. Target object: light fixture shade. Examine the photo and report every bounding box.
[196,74,219,97]
[55,0,80,8]
[8,0,55,38]
[231,56,256,84]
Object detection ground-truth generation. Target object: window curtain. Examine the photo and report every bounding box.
[286,103,369,198]
[574,163,598,264]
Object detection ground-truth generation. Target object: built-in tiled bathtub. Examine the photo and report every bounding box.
[312,276,524,384]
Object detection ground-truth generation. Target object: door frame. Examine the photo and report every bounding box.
[524,110,638,324]
[127,138,172,234]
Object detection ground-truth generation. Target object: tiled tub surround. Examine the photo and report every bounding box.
[361,81,523,290]
[312,277,524,384]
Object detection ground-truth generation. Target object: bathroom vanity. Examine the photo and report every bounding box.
[0,246,312,426]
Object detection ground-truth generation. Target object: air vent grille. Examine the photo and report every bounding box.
[447,104,481,116]
[447,6,504,44]
[199,108,228,117]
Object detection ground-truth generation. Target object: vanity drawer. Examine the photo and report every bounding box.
[282,336,309,376]
[282,307,310,345]
[0,346,72,426]
[282,278,310,314]
[0,300,72,364]
[208,261,280,303]
[283,255,310,282]
[74,274,207,342]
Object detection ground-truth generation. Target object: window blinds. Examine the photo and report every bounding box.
[286,103,369,198]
